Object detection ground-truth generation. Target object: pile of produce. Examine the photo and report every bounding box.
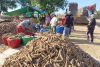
[3,34,100,67]
[7,35,21,48]
[0,22,18,44]
[2,33,25,48]
[0,22,18,34]
[2,33,12,37]
[2,33,13,46]
[8,35,21,40]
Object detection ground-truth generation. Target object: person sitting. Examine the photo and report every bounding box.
[16,17,34,36]
[40,25,46,33]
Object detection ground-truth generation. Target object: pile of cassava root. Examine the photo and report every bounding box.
[3,34,100,67]
[0,22,18,44]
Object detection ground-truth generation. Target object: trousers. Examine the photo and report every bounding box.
[63,27,70,37]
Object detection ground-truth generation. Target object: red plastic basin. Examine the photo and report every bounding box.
[25,32,33,36]
[2,37,8,46]
[7,39,21,48]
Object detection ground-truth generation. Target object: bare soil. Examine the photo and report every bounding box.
[70,25,100,61]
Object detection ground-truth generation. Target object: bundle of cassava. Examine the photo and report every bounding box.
[3,34,100,67]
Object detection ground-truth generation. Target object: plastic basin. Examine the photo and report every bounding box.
[56,26,64,34]
[21,37,33,46]
[7,39,21,48]
[2,36,8,46]
[59,26,64,34]
[24,32,33,36]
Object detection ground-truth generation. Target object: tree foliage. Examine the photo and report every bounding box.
[96,10,100,19]
[22,0,68,13]
[35,0,68,13]
[0,0,68,14]
[0,0,17,12]
[16,0,31,7]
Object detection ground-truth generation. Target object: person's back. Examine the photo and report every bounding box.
[64,15,73,28]
[87,14,96,42]
[50,15,58,33]
[71,15,74,25]
[50,16,57,27]
[90,18,96,27]
[88,17,96,31]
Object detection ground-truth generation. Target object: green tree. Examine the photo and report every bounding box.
[0,0,68,14]
[34,0,68,14]
[27,0,68,14]
[0,0,17,13]
[96,11,100,19]
[16,0,31,7]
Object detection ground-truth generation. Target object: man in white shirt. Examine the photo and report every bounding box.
[50,15,58,33]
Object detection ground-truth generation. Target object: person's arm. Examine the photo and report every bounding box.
[87,17,91,22]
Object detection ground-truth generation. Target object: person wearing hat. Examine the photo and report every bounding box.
[87,14,96,43]
[62,12,74,39]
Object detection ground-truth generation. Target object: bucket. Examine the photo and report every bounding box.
[2,36,8,46]
[21,37,33,46]
[2,33,12,46]
[56,26,64,34]
[7,39,21,48]
[56,26,60,33]
[59,26,64,34]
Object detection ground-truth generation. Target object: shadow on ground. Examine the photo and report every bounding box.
[70,38,100,46]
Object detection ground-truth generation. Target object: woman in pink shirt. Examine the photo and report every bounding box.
[45,14,51,26]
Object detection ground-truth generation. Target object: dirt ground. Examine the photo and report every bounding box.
[70,25,100,62]
[0,44,8,53]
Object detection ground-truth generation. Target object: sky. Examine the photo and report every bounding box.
[55,0,99,14]
[8,3,21,12]
[68,0,99,10]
